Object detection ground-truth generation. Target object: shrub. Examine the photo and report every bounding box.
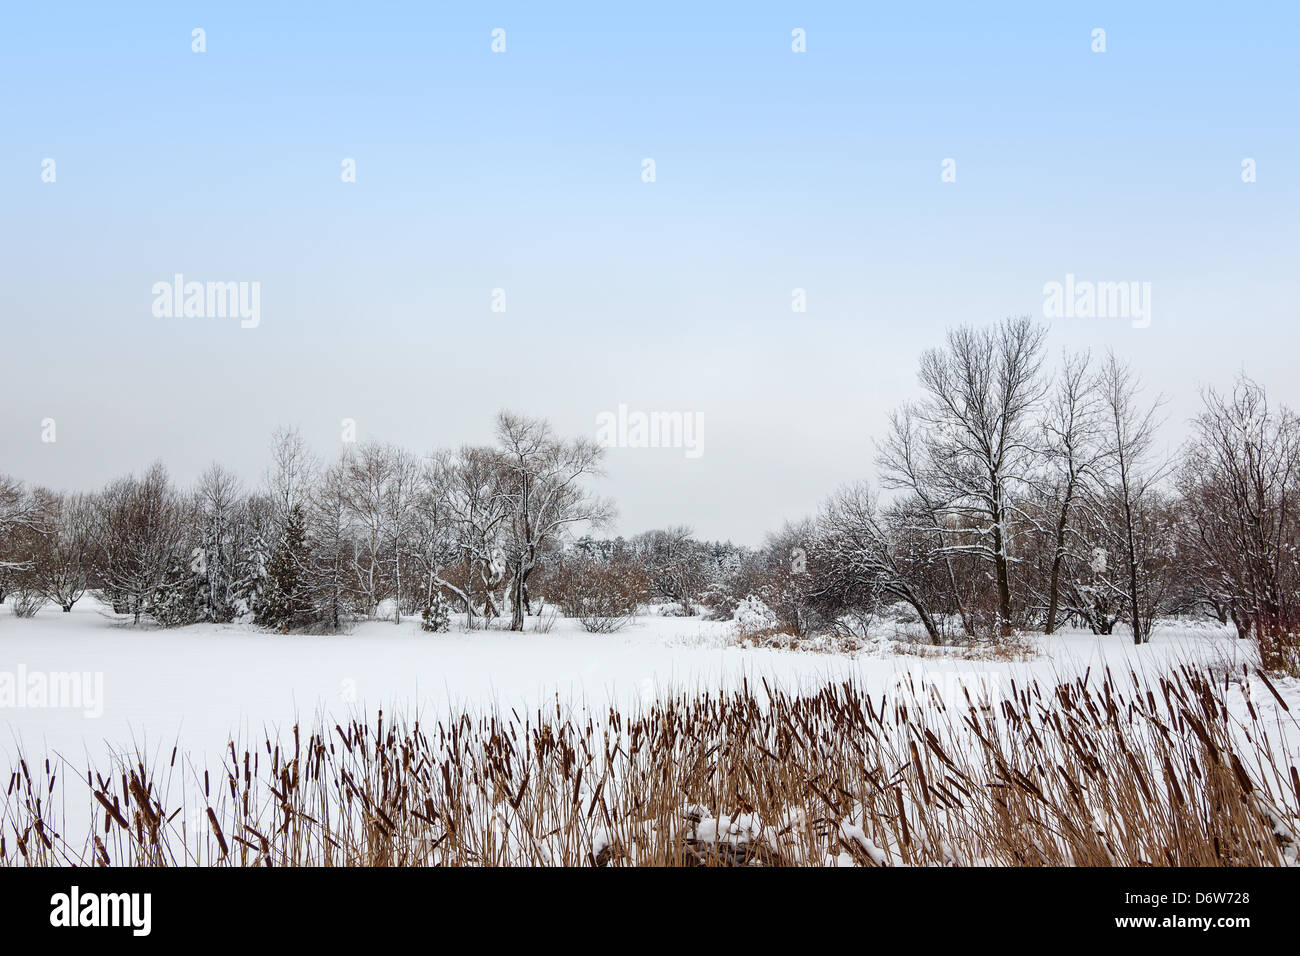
[550,556,647,634]
[8,588,46,618]
[147,564,202,628]
[1255,613,1300,678]
[421,593,452,633]
[530,605,559,633]
[732,593,778,638]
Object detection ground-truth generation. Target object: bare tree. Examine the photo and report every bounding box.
[442,445,510,628]
[383,445,421,624]
[0,475,41,602]
[265,426,317,529]
[1037,351,1108,632]
[1179,376,1300,667]
[194,463,244,621]
[878,405,975,636]
[494,411,615,631]
[885,316,1048,634]
[27,490,94,612]
[309,456,354,632]
[343,440,392,619]
[632,525,709,615]
[92,463,189,624]
[1096,354,1167,645]
[813,483,942,641]
[407,451,465,616]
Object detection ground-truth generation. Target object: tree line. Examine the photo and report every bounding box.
[1,317,1297,670]
[769,317,1297,670]
[0,412,612,633]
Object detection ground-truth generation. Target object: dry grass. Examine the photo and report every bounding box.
[3,665,1298,866]
[732,625,864,652]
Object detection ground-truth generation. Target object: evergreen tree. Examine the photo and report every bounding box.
[148,555,202,627]
[421,591,451,632]
[231,529,269,623]
[192,530,219,623]
[259,505,311,631]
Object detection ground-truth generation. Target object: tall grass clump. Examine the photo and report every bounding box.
[3,666,1297,866]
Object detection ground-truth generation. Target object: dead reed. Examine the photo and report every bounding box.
[3,665,1297,866]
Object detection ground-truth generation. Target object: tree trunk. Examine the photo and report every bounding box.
[990,483,1013,636]
[394,544,402,625]
[916,603,941,643]
[509,561,533,631]
[1044,496,1073,634]
[510,569,525,631]
[1127,555,1143,644]
[930,517,974,637]
[1230,606,1252,641]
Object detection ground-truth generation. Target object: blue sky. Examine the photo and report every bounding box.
[2,2,1297,542]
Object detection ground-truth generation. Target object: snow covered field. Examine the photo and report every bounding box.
[5,600,1294,868]
[3,597,1294,776]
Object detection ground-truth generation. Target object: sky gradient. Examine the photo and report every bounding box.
[2,2,1298,543]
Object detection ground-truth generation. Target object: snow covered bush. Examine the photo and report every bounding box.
[732,594,778,637]
[629,527,711,616]
[421,593,451,633]
[147,568,201,627]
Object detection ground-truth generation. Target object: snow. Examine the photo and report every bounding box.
[731,594,778,634]
[1,597,1295,783]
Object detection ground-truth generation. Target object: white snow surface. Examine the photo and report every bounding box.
[2,598,1296,778]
